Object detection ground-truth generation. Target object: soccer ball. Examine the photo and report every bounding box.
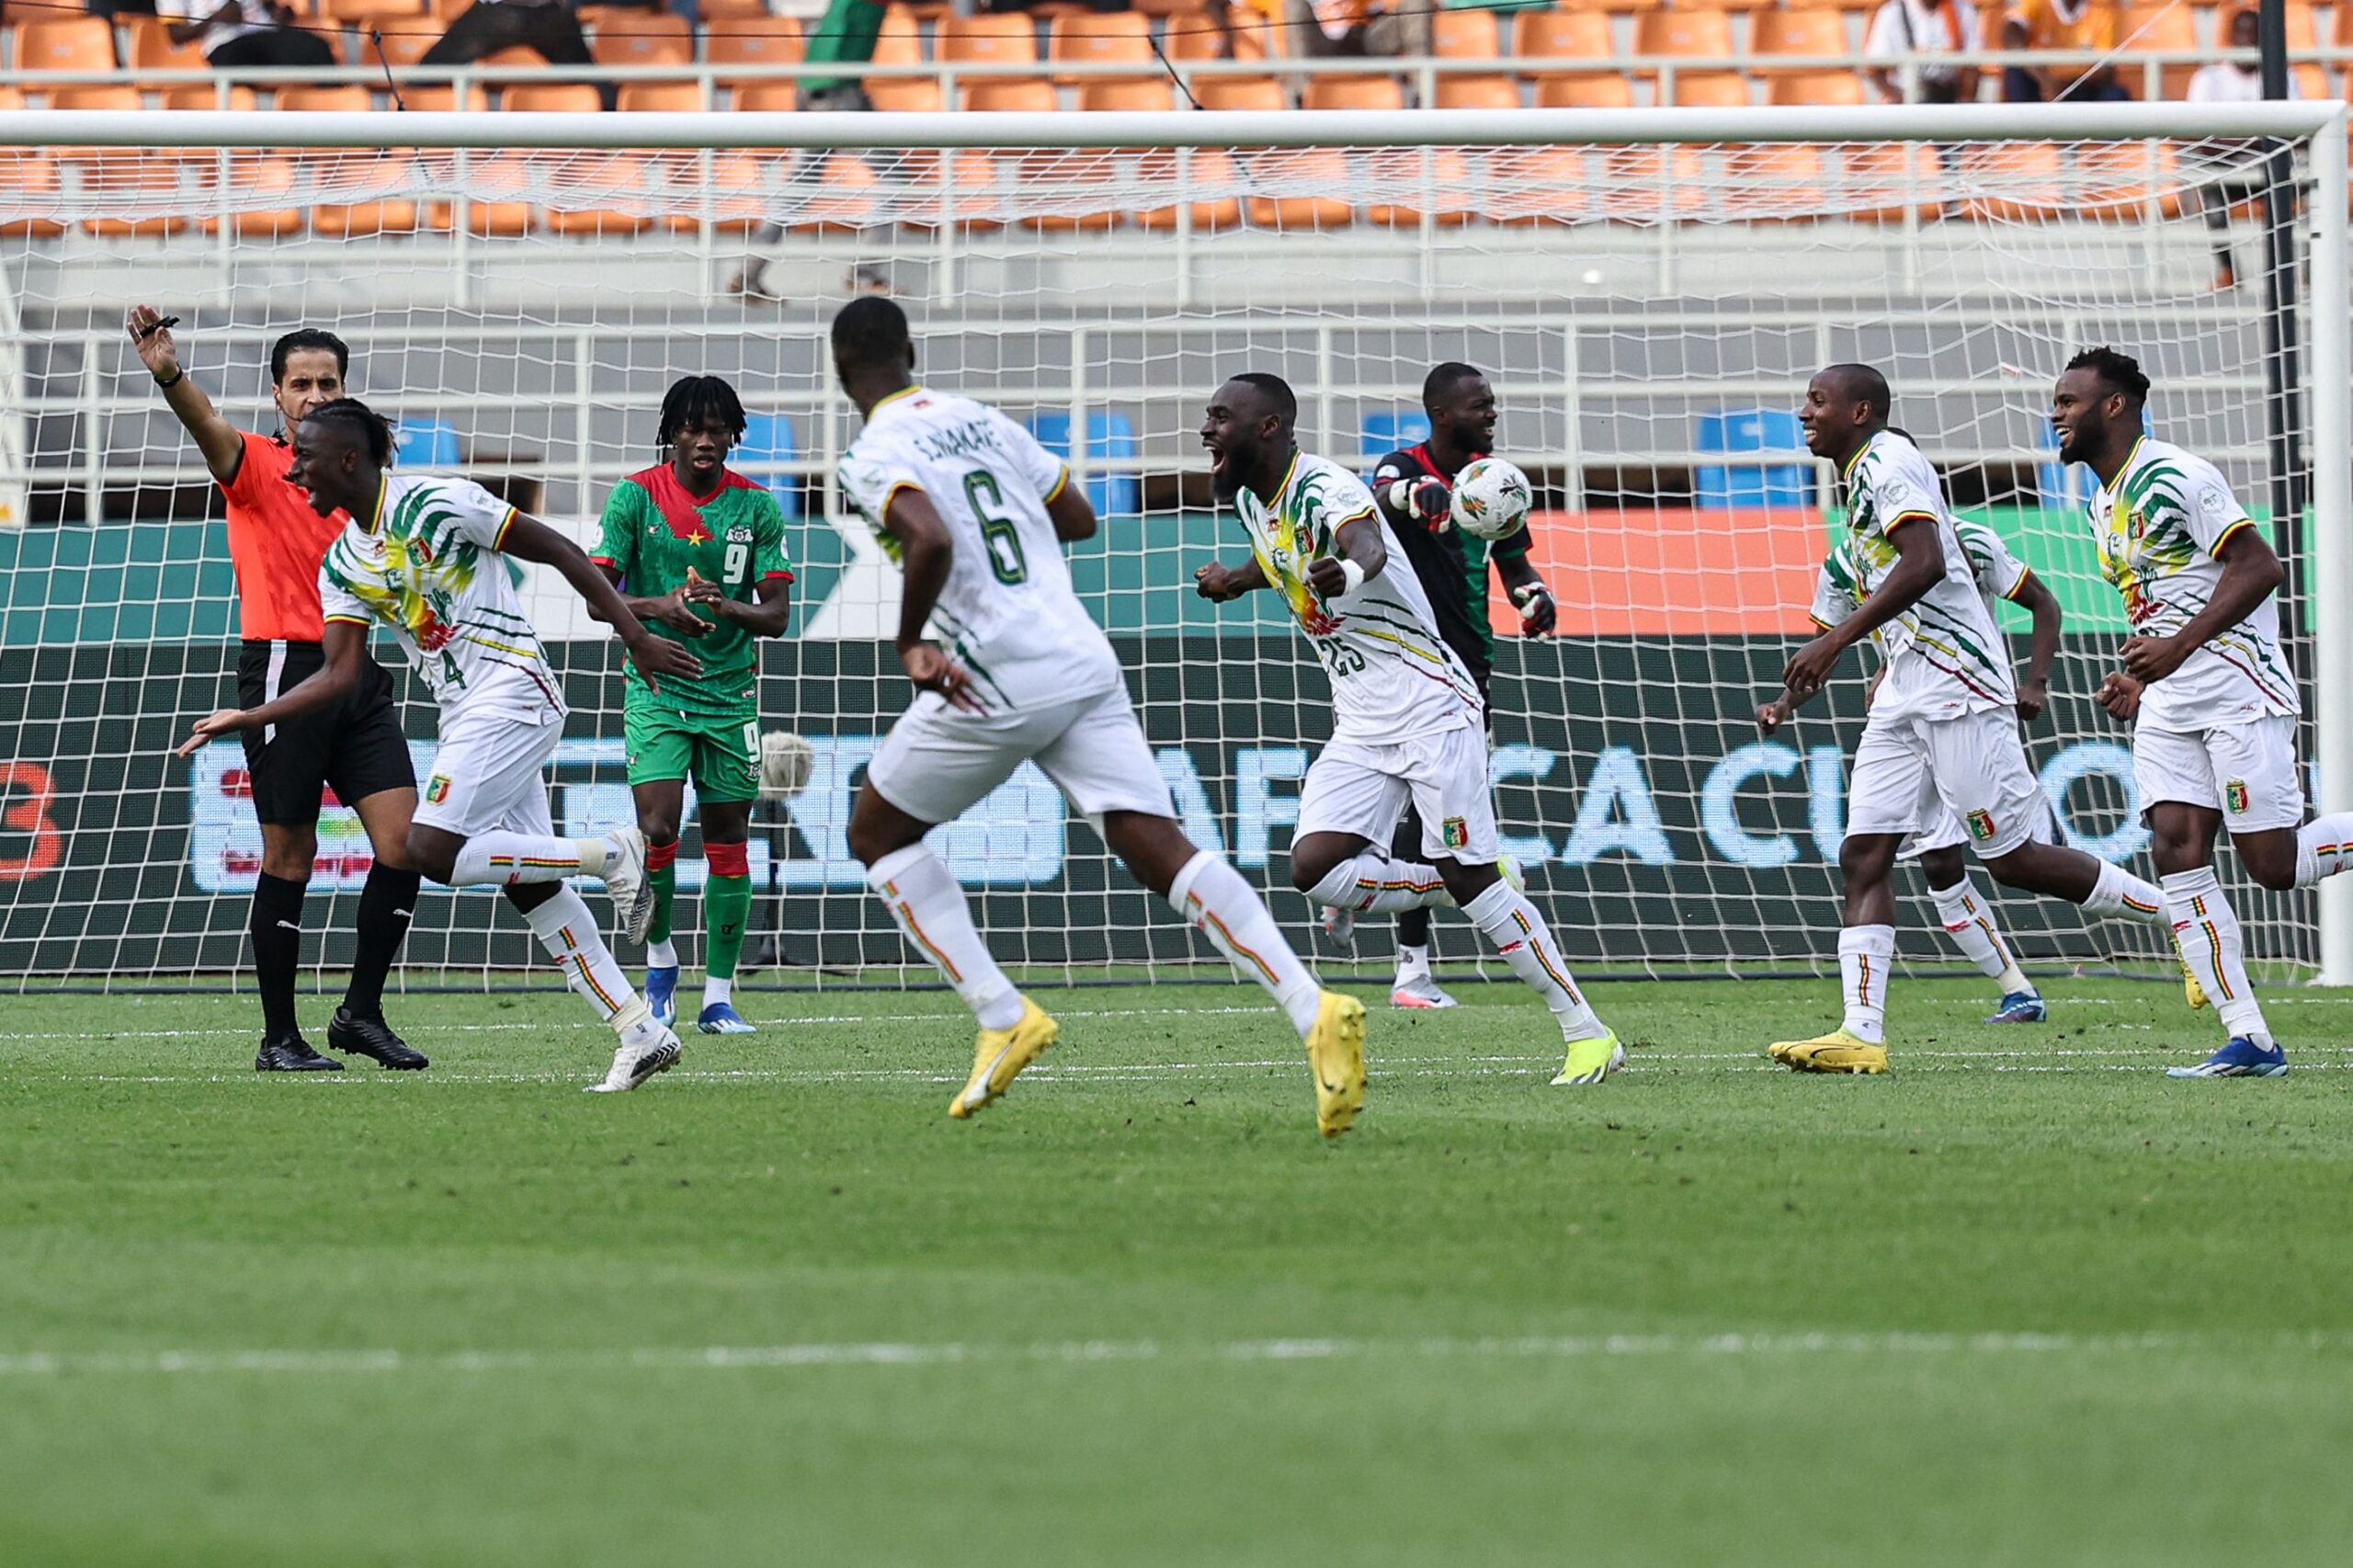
[1450,458,1532,542]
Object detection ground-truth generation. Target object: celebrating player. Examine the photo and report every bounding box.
[590,375,791,1037]
[830,300,1369,1137]
[1765,512,2063,1024]
[2054,347,2353,1077]
[1762,364,2173,1074]
[1195,373,1623,1088]
[176,399,703,1093]
[1365,362,1558,1010]
[131,306,426,1074]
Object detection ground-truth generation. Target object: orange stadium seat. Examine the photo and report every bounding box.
[1633,9,1734,68]
[401,84,491,112]
[162,85,262,111]
[504,83,604,112]
[962,78,1060,111]
[1133,146,1243,230]
[1600,143,1707,222]
[1961,141,2067,221]
[1435,74,1521,109]
[314,0,420,20]
[618,81,709,111]
[474,45,551,71]
[82,160,188,236]
[543,153,655,235]
[1843,141,1945,222]
[1302,75,1405,111]
[1430,7,1501,56]
[276,85,377,113]
[1721,142,1830,220]
[1486,145,1593,226]
[1196,75,1287,110]
[2116,4,2198,97]
[2075,139,2185,220]
[1672,0,1768,12]
[866,77,945,111]
[871,6,926,65]
[196,154,302,238]
[939,13,1040,66]
[347,17,442,67]
[590,13,692,67]
[1050,12,1155,84]
[1751,6,1848,68]
[0,147,67,239]
[1534,73,1635,108]
[733,81,799,112]
[1080,79,1179,110]
[694,0,771,16]
[1671,71,1752,106]
[315,183,426,239]
[1769,71,1866,106]
[1365,146,1475,227]
[785,153,881,232]
[1512,8,1611,66]
[424,154,534,235]
[16,17,118,74]
[901,151,1012,231]
[123,15,210,74]
[1165,7,1267,62]
[48,85,144,119]
[1540,0,1660,12]
[1245,150,1354,230]
[705,17,804,85]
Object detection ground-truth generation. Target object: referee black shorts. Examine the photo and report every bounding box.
[235,639,416,827]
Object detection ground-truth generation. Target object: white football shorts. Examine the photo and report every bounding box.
[414,709,562,839]
[1847,706,2047,860]
[1296,719,1498,862]
[2133,713,2304,833]
[866,683,1175,827]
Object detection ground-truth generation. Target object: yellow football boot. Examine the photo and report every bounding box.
[1550,1029,1626,1086]
[1304,991,1368,1138]
[1768,1028,1889,1074]
[949,996,1057,1119]
[2180,955,2209,1010]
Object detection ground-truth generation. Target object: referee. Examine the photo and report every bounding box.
[130,307,428,1072]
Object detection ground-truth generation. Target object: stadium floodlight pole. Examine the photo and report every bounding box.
[2310,111,2353,983]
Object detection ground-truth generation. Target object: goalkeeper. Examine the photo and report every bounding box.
[590,376,793,1036]
[1366,362,1557,1009]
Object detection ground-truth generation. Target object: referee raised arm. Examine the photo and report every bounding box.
[129,306,428,1073]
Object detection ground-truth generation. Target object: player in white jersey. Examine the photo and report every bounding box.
[1767,512,2065,1024]
[2054,346,2353,1077]
[827,300,1370,1139]
[176,399,703,1093]
[1194,373,1624,1087]
[1761,365,2173,1074]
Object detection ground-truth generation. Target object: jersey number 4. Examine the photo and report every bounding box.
[964,471,1029,586]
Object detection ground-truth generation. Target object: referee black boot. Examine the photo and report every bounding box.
[327,1008,429,1071]
[256,1035,343,1073]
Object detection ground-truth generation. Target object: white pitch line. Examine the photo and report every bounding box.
[4,1329,2348,1381]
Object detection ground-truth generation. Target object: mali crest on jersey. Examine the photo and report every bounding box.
[1251,494,1342,638]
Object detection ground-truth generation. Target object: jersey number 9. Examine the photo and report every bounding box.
[724,540,748,584]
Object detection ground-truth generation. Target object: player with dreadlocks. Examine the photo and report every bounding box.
[591,376,794,1035]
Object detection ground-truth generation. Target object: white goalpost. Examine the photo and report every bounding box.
[0,102,2345,990]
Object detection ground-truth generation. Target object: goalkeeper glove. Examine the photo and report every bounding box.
[1383,477,1452,532]
[1510,582,1557,637]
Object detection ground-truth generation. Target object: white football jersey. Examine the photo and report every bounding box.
[1815,514,2031,657]
[2089,436,2297,727]
[318,473,563,723]
[1810,430,2014,722]
[837,386,1121,714]
[1234,451,1482,745]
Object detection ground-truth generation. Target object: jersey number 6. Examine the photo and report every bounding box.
[963,470,1029,586]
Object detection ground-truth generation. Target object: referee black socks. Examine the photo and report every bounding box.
[346,863,421,1021]
[249,872,307,1042]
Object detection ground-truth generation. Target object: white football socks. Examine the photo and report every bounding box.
[519,885,640,1027]
[1928,875,2031,994]
[1461,879,1606,1040]
[1304,853,1452,914]
[449,831,598,887]
[2294,815,2353,885]
[645,937,680,970]
[2162,868,2269,1042]
[1167,850,1324,1037]
[1837,924,1895,1044]
[704,976,733,1008]
[866,844,1023,1032]
[1395,942,1432,983]
[2083,858,2169,925]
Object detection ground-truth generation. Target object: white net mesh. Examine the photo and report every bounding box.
[0,115,2333,987]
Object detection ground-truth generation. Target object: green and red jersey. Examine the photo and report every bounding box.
[593,463,792,717]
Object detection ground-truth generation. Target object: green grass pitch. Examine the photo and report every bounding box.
[5,975,2352,1566]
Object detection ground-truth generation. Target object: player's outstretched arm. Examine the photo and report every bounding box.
[881,488,980,711]
[1783,516,1943,699]
[2120,526,2284,686]
[502,513,703,690]
[1046,479,1097,543]
[1492,534,1558,636]
[1192,557,1268,602]
[2009,570,2063,722]
[125,304,245,485]
[176,619,367,756]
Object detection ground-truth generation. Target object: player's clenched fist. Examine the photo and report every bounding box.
[624,629,702,689]
[2096,670,2142,721]
[899,641,982,712]
[1194,562,1250,602]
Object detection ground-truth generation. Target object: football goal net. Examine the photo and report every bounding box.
[0,100,2345,991]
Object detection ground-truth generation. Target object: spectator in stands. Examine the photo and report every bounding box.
[2187,6,2296,290]
[1863,0,1983,104]
[800,0,886,113]
[420,0,661,110]
[2003,0,2129,102]
[1222,0,1433,62]
[160,0,337,70]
